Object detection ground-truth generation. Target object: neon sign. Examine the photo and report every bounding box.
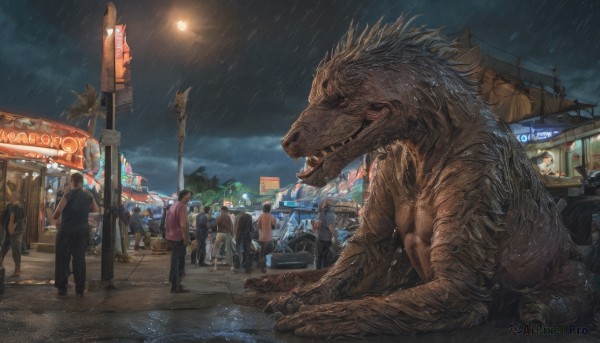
[516,131,560,143]
[0,111,99,170]
[0,130,86,154]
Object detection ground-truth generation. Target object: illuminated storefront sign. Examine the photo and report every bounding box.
[260,176,280,195]
[516,131,560,143]
[0,111,100,171]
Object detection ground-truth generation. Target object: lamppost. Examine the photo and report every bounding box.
[222,183,236,207]
[241,193,249,207]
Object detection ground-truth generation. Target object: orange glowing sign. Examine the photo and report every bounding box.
[0,111,100,171]
[260,176,280,195]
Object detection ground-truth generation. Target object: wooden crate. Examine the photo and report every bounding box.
[151,237,169,253]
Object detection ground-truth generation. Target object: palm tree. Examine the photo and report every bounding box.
[67,84,105,137]
[173,87,192,193]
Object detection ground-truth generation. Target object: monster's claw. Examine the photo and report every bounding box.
[275,301,364,338]
[264,292,303,314]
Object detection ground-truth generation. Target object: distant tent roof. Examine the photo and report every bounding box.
[455,29,596,125]
[122,187,149,203]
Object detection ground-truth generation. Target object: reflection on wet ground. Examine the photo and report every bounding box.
[3,251,599,342]
[2,303,599,342]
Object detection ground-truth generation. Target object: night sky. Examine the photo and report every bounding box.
[0,0,598,194]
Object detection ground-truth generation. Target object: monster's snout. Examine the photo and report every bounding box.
[281,128,304,158]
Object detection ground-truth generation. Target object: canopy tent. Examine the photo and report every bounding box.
[122,186,150,204]
[455,29,596,128]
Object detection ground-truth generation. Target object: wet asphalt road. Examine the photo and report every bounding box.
[1,251,599,342]
[2,293,599,343]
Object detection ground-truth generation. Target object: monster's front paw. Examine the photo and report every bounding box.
[265,287,336,314]
[264,290,303,314]
[275,301,363,338]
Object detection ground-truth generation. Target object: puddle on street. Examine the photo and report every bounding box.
[2,304,599,342]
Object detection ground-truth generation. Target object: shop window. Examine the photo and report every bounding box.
[565,140,583,178]
[586,135,600,172]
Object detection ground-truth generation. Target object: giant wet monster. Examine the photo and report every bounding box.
[251,17,597,338]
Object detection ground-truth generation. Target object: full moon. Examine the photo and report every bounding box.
[176,20,187,31]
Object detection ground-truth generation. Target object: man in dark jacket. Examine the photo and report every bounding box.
[235,211,254,273]
[193,206,212,266]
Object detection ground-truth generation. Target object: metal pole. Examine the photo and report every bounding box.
[101,2,116,283]
[102,93,115,282]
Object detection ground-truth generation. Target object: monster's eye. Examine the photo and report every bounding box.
[325,94,347,108]
[369,103,386,111]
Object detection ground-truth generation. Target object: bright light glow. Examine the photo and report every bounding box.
[106,28,114,37]
[242,193,248,200]
[176,20,187,31]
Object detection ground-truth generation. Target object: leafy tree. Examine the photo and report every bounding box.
[66,84,105,137]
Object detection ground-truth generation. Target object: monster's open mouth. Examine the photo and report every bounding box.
[296,120,371,179]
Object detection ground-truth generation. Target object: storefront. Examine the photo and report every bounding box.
[0,110,100,247]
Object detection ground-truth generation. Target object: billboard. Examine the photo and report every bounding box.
[260,176,280,195]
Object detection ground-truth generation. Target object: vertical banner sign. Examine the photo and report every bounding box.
[114,25,124,84]
[101,4,116,93]
[115,24,133,114]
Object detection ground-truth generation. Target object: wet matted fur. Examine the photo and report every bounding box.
[243,16,597,338]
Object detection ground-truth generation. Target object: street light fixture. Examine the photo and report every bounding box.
[176,20,187,32]
[222,183,236,206]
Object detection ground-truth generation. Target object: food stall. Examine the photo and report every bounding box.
[0,109,100,249]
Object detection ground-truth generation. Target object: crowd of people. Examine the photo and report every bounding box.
[162,189,338,293]
[0,181,338,296]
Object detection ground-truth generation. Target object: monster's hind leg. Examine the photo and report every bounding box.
[265,233,417,314]
[518,260,596,325]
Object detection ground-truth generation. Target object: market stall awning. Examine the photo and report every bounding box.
[122,187,149,203]
[455,31,596,125]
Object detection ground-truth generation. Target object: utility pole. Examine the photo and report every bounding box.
[100,2,116,284]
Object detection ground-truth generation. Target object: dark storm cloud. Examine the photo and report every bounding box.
[0,0,599,194]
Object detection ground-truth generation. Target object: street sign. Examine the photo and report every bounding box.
[100,129,121,146]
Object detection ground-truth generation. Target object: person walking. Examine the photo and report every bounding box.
[235,211,254,273]
[165,190,192,293]
[257,203,276,273]
[212,206,233,271]
[0,192,26,278]
[193,206,212,266]
[130,207,144,251]
[53,173,99,296]
[314,198,336,270]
